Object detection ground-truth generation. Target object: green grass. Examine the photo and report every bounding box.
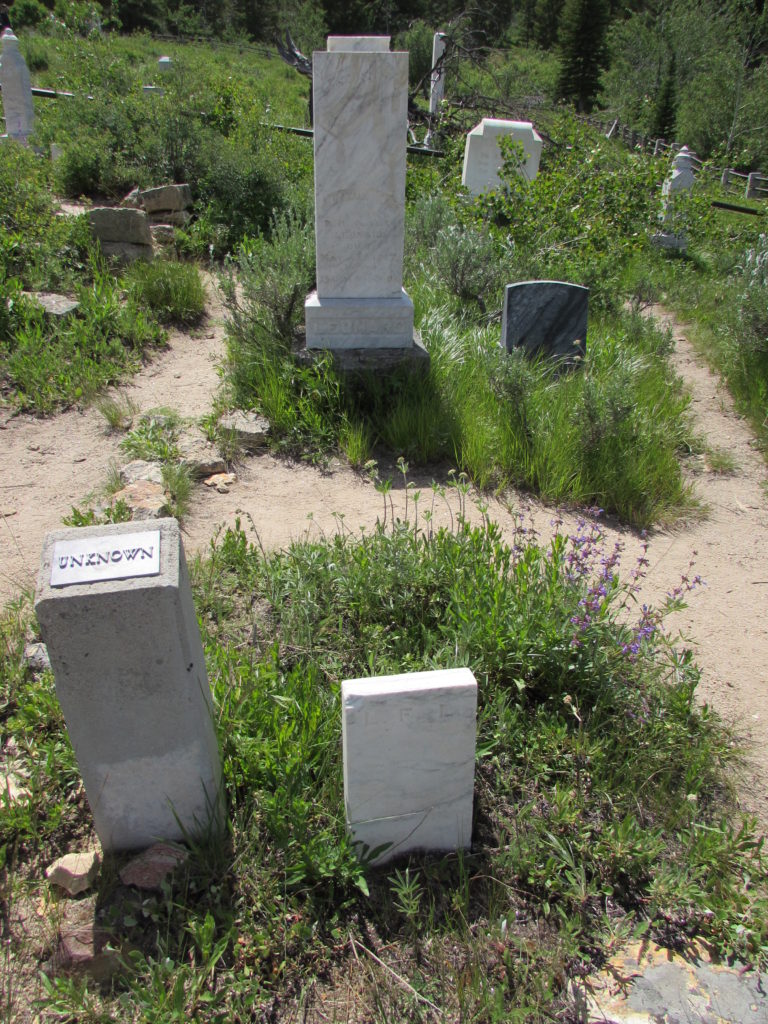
[3,509,766,1021]
[123,260,206,328]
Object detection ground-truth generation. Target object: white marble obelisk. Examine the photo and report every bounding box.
[429,32,447,116]
[305,36,414,349]
[1,30,35,143]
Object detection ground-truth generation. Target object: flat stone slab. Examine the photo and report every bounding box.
[575,939,768,1023]
[177,432,227,478]
[342,668,477,865]
[119,460,164,486]
[89,207,152,245]
[110,479,168,519]
[501,280,588,360]
[23,292,79,317]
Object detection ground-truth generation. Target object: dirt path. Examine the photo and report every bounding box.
[1,291,767,823]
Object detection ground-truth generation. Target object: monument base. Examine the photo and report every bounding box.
[295,328,429,375]
[651,231,688,252]
[305,290,415,349]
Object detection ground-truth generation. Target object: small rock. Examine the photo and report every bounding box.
[119,842,188,891]
[204,472,236,494]
[110,480,168,520]
[177,433,226,479]
[24,641,51,673]
[150,224,176,245]
[46,850,101,896]
[122,187,142,208]
[99,241,154,264]
[119,460,164,486]
[148,210,190,227]
[47,895,120,981]
[218,411,270,453]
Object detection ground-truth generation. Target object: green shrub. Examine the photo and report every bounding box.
[10,0,50,30]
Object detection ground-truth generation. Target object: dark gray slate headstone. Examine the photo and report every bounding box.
[501,281,588,360]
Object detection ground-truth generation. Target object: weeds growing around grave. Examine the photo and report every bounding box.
[4,500,766,1021]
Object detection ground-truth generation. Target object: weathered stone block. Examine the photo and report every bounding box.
[140,184,192,213]
[88,207,153,245]
[34,519,223,852]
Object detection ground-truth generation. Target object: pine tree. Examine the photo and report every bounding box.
[649,55,677,141]
[555,0,610,113]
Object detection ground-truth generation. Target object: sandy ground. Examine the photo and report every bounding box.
[1,284,766,824]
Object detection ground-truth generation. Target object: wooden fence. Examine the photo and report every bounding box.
[579,114,767,203]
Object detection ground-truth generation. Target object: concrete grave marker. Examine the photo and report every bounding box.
[0,29,35,143]
[305,36,416,351]
[501,281,588,361]
[35,518,222,852]
[342,668,477,865]
[462,119,542,196]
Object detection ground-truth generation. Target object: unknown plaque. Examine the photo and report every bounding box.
[50,530,161,587]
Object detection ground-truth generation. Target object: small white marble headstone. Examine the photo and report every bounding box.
[462,119,543,196]
[342,667,477,865]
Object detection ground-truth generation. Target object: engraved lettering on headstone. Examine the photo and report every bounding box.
[51,530,161,586]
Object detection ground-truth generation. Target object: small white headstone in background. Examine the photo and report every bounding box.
[35,518,223,852]
[342,668,477,865]
[0,30,35,143]
[462,119,543,196]
[158,56,172,73]
[654,146,697,250]
[429,32,447,115]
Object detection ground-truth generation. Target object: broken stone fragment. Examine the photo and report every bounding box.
[119,842,188,891]
[46,895,120,981]
[218,411,270,452]
[177,433,226,479]
[204,472,236,494]
[46,850,101,896]
[23,640,51,672]
[119,459,164,486]
[110,480,168,520]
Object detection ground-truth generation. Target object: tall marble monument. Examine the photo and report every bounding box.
[305,36,415,350]
[0,29,35,143]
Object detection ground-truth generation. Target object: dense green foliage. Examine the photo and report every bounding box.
[3,512,766,1020]
[8,0,768,167]
[224,120,697,528]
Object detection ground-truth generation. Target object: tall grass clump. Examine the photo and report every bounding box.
[124,260,206,327]
[8,510,766,1022]
[224,210,696,526]
[1,264,166,412]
